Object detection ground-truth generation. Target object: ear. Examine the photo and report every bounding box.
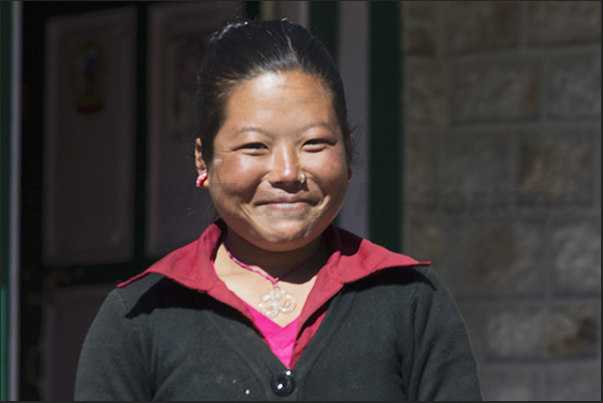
[195,138,208,174]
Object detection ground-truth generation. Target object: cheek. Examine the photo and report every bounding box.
[307,152,348,199]
[208,156,262,202]
[211,154,257,182]
[308,149,348,179]
[325,153,349,198]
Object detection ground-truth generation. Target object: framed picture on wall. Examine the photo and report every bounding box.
[43,7,136,265]
[146,1,244,258]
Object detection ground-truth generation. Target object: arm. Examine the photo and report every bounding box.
[404,267,483,401]
[74,289,152,401]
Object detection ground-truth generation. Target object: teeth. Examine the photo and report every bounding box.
[273,202,305,209]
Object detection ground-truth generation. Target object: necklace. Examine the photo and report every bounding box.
[223,238,324,318]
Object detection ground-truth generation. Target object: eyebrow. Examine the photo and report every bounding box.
[234,121,338,136]
[234,126,269,136]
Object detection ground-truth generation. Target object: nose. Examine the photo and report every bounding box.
[267,145,302,186]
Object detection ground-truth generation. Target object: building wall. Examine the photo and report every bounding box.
[402,1,601,400]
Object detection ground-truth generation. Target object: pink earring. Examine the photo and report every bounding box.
[196,171,208,188]
[348,168,354,181]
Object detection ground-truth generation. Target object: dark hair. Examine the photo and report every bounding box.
[196,19,353,166]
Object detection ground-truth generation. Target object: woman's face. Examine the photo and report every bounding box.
[197,70,348,252]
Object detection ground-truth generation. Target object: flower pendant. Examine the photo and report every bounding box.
[258,286,297,318]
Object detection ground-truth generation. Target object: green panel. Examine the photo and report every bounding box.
[309,1,339,64]
[369,2,402,252]
[0,288,6,402]
[1,2,13,400]
[245,1,260,20]
[309,1,341,226]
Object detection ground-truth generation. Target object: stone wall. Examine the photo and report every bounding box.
[402,2,601,400]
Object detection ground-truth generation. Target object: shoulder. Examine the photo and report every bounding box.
[348,264,461,323]
[112,273,204,315]
[352,264,442,298]
[113,273,168,305]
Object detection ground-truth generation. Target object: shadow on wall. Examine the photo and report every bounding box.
[403,1,601,401]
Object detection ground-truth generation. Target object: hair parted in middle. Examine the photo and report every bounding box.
[196,19,354,167]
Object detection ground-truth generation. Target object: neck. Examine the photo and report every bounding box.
[221,230,326,281]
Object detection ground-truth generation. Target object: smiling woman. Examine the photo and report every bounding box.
[202,71,347,251]
[74,19,483,401]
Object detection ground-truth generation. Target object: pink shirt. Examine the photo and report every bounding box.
[243,301,299,368]
[209,260,299,368]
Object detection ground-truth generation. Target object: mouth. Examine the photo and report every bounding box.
[260,200,309,208]
[255,195,318,214]
[265,203,309,218]
[268,201,307,208]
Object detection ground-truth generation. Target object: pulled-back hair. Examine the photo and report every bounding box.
[196,19,352,166]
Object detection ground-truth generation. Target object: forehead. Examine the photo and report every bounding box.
[221,70,337,130]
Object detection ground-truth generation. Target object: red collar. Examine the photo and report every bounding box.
[119,220,429,331]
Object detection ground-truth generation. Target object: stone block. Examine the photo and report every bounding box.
[596,129,601,205]
[552,217,601,295]
[405,214,442,269]
[517,130,594,204]
[478,367,539,401]
[407,24,437,56]
[548,54,601,119]
[440,130,508,203]
[543,365,602,401]
[450,59,539,122]
[406,61,445,126]
[528,1,602,46]
[484,304,599,360]
[441,219,545,296]
[446,1,520,54]
[405,129,439,197]
[485,307,544,359]
[405,1,438,22]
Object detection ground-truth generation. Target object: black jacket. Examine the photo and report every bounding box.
[75,267,482,400]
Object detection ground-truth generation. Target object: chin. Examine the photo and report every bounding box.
[251,221,322,250]
[224,207,339,251]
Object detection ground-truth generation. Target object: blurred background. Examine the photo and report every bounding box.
[1,1,600,400]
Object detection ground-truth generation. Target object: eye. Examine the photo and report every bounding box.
[242,142,266,149]
[239,142,268,154]
[303,139,330,151]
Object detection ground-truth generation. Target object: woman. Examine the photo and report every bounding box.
[75,19,482,401]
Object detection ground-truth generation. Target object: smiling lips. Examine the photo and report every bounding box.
[255,196,317,214]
